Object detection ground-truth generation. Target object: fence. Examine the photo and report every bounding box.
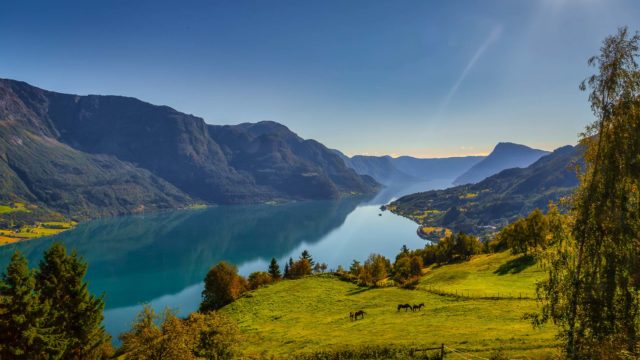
[420,285,536,300]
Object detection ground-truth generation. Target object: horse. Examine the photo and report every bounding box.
[354,310,366,320]
[397,303,412,312]
[412,303,425,312]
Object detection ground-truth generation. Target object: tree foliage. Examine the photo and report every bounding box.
[533,27,640,358]
[36,242,110,359]
[268,257,281,280]
[417,232,482,266]
[492,206,565,255]
[288,258,313,278]
[247,271,273,290]
[0,251,63,359]
[118,305,239,360]
[200,262,248,312]
[0,243,111,359]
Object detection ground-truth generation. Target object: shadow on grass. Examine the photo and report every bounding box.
[346,286,373,296]
[494,254,536,275]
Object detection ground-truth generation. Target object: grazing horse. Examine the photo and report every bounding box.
[412,303,425,312]
[349,312,354,321]
[397,303,412,312]
[354,310,366,320]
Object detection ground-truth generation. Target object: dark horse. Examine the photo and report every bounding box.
[397,303,412,312]
[412,303,425,311]
[354,310,366,320]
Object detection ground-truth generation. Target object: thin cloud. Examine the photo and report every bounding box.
[437,25,503,116]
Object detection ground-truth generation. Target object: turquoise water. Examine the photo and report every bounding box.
[0,180,449,340]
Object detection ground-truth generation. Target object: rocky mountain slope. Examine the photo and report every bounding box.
[0,78,377,220]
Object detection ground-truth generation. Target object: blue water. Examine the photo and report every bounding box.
[0,180,450,340]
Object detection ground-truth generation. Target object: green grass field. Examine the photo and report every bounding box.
[418,251,545,299]
[222,251,558,359]
[0,202,29,214]
[0,221,76,245]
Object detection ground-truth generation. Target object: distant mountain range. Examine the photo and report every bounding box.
[453,142,549,185]
[0,79,378,221]
[388,144,583,237]
[337,142,548,188]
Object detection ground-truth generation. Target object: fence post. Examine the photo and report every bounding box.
[440,343,445,359]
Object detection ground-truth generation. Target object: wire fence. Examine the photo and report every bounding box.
[418,285,536,300]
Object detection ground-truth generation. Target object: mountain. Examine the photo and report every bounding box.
[338,154,417,185]
[388,144,583,238]
[336,150,485,186]
[0,78,378,220]
[393,156,485,182]
[452,143,549,185]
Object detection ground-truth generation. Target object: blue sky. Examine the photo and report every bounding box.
[2,0,639,157]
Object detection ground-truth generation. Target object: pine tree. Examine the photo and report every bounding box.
[268,258,281,280]
[283,263,290,279]
[300,250,314,266]
[36,242,110,359]
[0,251,63,359]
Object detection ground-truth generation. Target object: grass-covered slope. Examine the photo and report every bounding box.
[222,252,557,359]
[418,251,544,299]
[389,145,583,237]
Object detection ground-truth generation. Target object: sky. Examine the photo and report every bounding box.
[1,0,639,158]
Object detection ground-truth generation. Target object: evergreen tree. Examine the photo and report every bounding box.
[300,250,314,266]
[268,258,281,280]
[283,263,290,279]
[36,242,110,359]
[534,27,640,358]
[0,251,63,359]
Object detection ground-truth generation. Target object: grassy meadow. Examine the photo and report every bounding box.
[418,251,545,299]
[222,251,558,359]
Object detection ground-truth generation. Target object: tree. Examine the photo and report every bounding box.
[200,262,248,312]
[364,254,391,283]
[188,311,239,359]
[283,263,290,279]
[268,258,281,280]
[409,256,423,277]
[534,27,640,358]
[288,259,312,278]
[36,242,110,359]
[0,251,63,359]
[118,305,163,360]
[300,250,314,266]
[392,257,412,283]
[248,271,273,290]
[349,260,362,276]
[118,305,239,360]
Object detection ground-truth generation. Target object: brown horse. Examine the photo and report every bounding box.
[397,303,412,312]
[349,312,354,321]
[412,303,425,311]
[354,310,366,320]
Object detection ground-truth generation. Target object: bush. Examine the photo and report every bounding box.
[248,271,273,290]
